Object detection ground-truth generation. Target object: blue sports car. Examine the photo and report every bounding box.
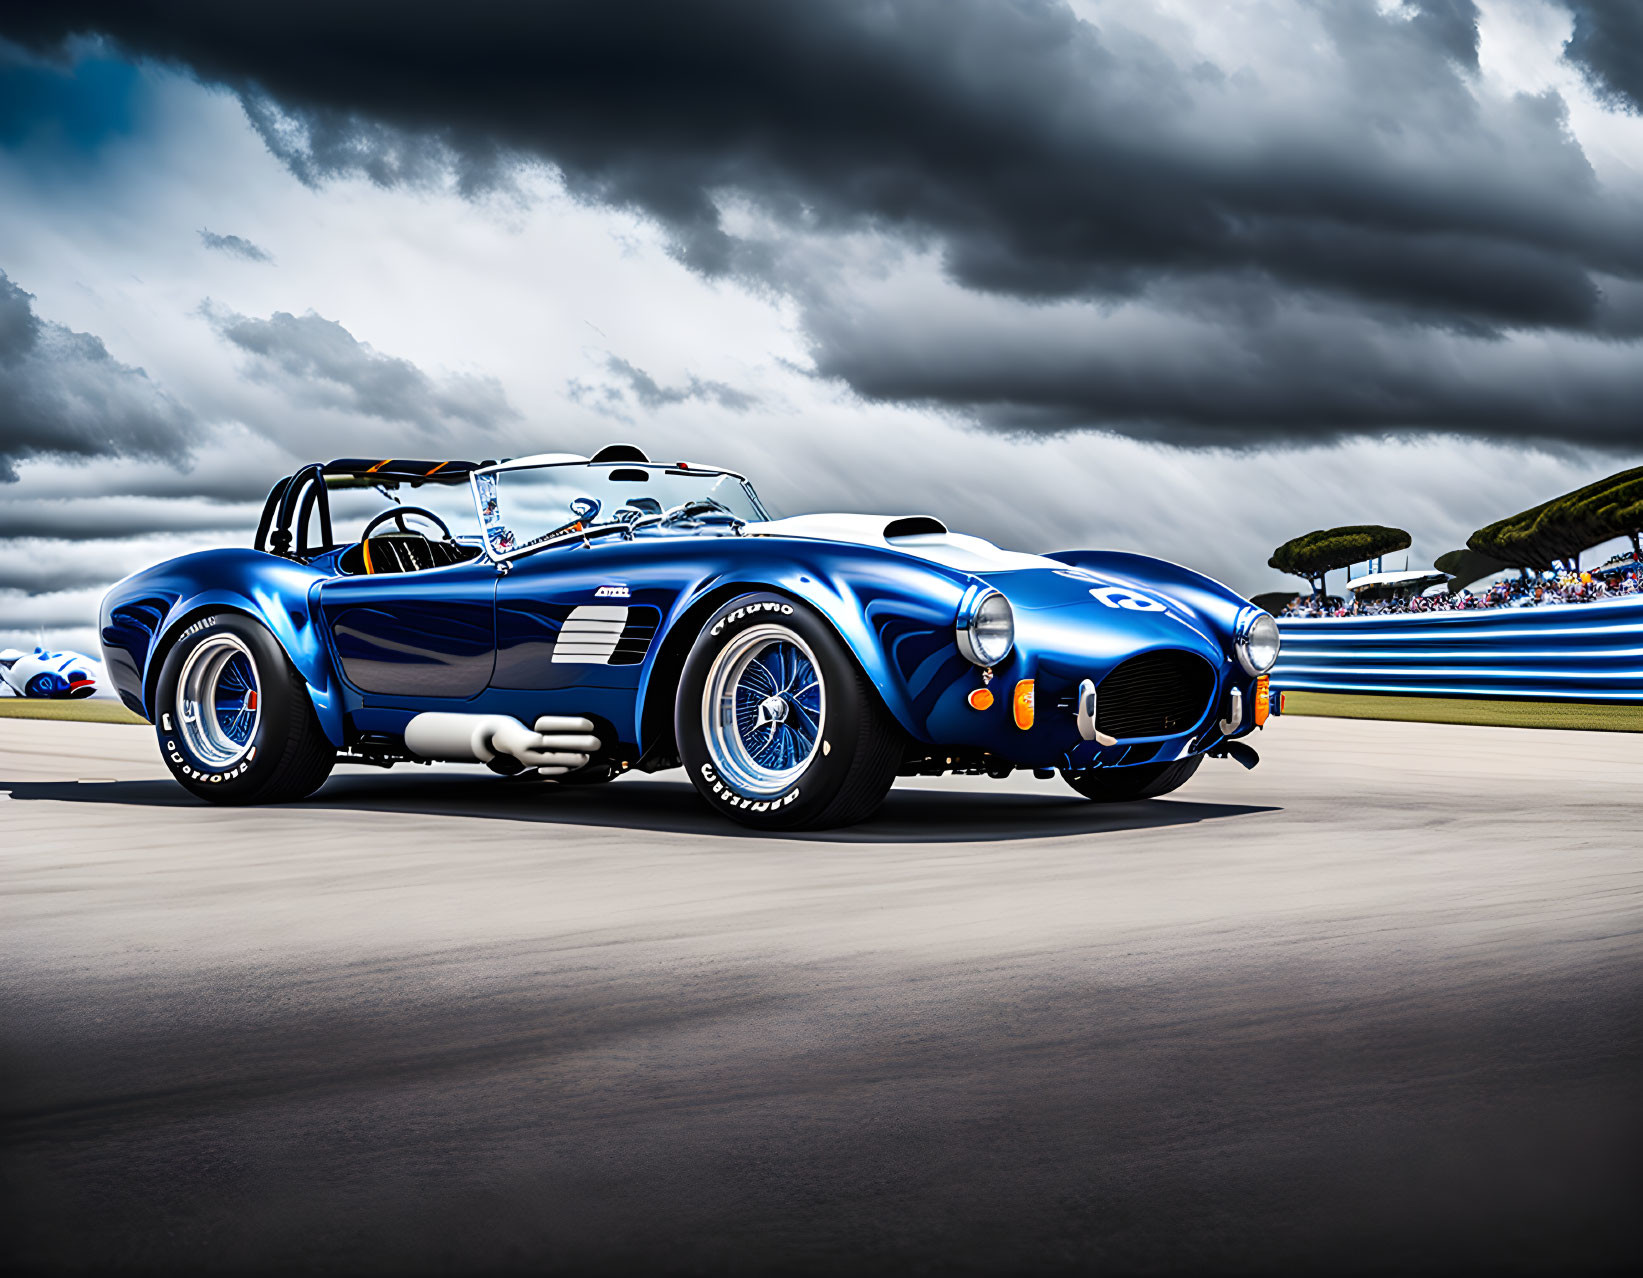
[99,446,1279,829]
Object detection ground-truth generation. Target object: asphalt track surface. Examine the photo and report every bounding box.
[2,716,1639,1275]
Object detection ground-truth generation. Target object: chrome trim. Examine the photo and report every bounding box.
[955,584,1014,667]
[1234,606,1281,677]
[702,623,826,797]
[175,633,260,768]
[403,712,601,776]
[1075,677,1119,747]
[470,456,764,565]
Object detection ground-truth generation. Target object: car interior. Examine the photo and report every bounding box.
[333,506,480,575]
[255,450,741,577]
[335,532,479,575]
[256,460,489,575]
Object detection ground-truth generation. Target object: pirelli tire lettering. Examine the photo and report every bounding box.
[709,600,794,637]
[676,591,902,831]
[176,614,221,642]
[164,740,258,782]
[699,762,800,810]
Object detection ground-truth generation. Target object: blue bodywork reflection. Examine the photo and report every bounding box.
[101,518,1267,768]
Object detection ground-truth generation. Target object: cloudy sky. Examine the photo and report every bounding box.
[2,0,1641,654]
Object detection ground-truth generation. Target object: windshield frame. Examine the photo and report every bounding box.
[469,454,771,564]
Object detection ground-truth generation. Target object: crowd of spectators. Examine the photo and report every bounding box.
[1281,556,1643,618]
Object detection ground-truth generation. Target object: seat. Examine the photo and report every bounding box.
[338,533,475,575]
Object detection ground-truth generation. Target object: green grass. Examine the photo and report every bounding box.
[1281,690,1643,733]
[0,698,149,725]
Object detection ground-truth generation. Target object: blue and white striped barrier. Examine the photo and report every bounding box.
[1272,595,1643,703]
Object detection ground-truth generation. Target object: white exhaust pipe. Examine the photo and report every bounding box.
[404,713,602,776]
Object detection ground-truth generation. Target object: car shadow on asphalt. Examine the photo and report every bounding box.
[0,771,1277,843]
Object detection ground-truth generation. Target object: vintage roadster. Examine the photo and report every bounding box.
[99,446,1278,829]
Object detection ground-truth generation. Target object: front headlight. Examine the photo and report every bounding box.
[1235,608,1281,676]
[957,586,1014,666]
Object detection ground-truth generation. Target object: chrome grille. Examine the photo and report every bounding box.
[1096,650,1215,739]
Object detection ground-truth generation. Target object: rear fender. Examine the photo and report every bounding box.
[103,550,344,748]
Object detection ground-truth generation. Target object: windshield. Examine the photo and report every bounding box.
[473,460,769,557]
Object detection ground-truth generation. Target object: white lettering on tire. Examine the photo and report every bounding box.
[700,761,799,809]
[168,738,252,782]
[710,601,794,637]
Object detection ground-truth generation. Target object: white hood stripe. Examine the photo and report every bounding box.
[745,514,1058,574]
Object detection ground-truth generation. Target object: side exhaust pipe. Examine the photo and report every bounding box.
[404,713,602,776]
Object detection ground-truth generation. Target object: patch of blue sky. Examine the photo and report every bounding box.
[0,41,141,153]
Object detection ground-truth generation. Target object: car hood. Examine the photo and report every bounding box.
[999,563,1226,659]
[743,513,1229,656]
[743,513,1059,574]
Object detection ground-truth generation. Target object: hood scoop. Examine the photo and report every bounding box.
[883,515,948,539]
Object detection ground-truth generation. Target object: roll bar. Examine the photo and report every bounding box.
[255,457,482,560]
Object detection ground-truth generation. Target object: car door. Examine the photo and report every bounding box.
[317,558,498,700]
[490,541,679,697]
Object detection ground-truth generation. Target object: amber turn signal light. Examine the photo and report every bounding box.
[1013,679,1035,729]
[967,687,995,711]
[1254,675,1270,727]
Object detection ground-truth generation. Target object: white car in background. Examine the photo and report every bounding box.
[0,647,104,699]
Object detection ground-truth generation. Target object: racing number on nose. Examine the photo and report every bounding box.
[1089,586,1166,612]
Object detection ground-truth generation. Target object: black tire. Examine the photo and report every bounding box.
[154,612,335,805]
[1062,754,1202,803]
[676,592,903,830]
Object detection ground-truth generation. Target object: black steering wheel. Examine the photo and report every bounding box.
[360,505,456,542]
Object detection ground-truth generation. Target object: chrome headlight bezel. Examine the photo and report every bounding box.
[956,585,1014,667]
[1234,607,1281,676]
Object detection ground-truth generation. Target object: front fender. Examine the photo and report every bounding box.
[764,562,969,739]
[99,549,344,748]
[641,546,972,749]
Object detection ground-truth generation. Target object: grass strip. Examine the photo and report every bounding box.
[0,699,149,725]
[1280,690,1643,733]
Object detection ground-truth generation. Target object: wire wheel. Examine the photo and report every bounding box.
[703,624,826,797]
[175,632,261,768]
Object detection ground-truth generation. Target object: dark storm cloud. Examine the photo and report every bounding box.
[1412,0,1482,70]
[800,270,1643,447]
[0,270,196,482]
[204,304,516,432]
[0,557,129,594]
[198,228,272,263]
[6,1,1643,447]
[8,1,1622,319]
[571,355,757,419]
[1562,0,1643,113]
[0,495,254,541]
